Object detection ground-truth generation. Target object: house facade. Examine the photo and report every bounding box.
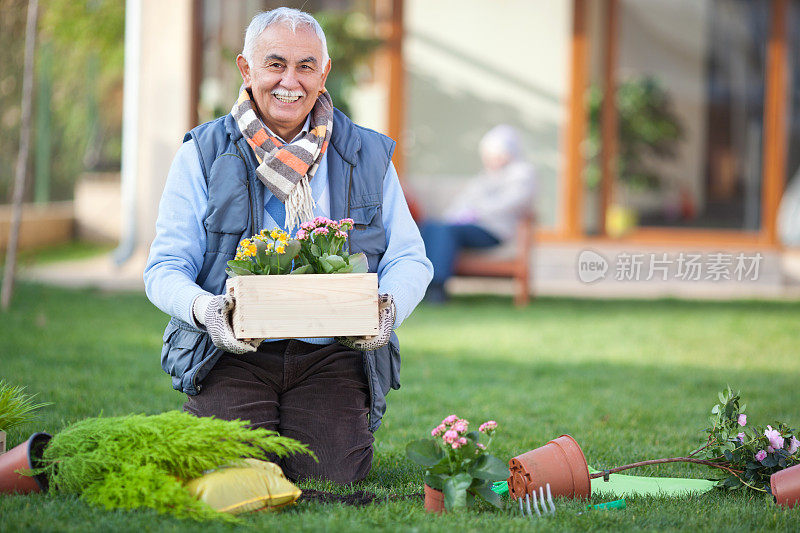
[127,0,798,252]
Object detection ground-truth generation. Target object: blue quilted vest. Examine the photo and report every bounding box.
[160,109,400,432]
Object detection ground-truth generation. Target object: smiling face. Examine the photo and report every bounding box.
[236,23,331,141]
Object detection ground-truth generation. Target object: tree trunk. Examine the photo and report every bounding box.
[2,0,39,311]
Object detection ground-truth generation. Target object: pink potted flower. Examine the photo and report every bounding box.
[406,415,508,513]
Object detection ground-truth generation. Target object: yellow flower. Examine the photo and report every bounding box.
[278,233,288,244]
[267,242,274,251]
[270,229,281,240]
[276,244,286,254]
[239,238,251,248]
[245,244,257,257]
[260,229,270,238]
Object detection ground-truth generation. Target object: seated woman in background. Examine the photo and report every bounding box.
[421,124,536,303]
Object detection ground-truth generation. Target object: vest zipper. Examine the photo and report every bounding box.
[346,163,353,253]
[233,141,257,233]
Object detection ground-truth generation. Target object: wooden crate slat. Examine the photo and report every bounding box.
[227,273,379,339]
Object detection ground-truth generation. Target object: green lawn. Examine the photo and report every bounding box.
[1,283,800,531]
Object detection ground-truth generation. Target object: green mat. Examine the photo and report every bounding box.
[493,468,716,499]
[589,467,715,498]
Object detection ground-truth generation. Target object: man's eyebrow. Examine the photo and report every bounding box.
[264,54,287,63]
[298,56,318,65]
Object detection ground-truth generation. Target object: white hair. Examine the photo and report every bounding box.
[242,8,329,67]
[479,124,524,160]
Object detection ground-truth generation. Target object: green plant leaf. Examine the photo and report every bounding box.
[225,260,255,276]
[334,263,354,274]
[325,254,346,270]
[254,238,269,268]
[424,472,447,491]
[310,243,321,257]
[405,439,444,467]
[347,253,368,273]
[289,264,313,275]
[318,256,334,273]
[444,473,472,510]
[278,240,301,270]
[468,454,510,481]
[471,482,504,509]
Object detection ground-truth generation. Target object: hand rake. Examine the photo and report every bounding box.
[517,483,556,517]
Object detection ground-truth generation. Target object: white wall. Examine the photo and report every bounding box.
[133,0,194,250]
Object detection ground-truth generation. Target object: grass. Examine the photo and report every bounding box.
[1,241,114,268]
[1,283,800,531]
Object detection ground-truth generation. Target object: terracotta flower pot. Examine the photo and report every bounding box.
[424,483,446,513]
[507,434,590,501]
[771,463,800,508]
[0,432,51,494]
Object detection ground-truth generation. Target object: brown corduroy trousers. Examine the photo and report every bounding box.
[184,340,374,484]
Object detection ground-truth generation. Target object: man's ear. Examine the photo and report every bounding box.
[236,54,251,87]
[319,59,332,94]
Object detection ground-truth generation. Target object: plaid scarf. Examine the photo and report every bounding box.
[231,85,333,230]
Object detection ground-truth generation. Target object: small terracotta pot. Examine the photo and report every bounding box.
[507,434,590,501]
[771,463,800,508]
[0,432,51,494]
[424,483,446,513]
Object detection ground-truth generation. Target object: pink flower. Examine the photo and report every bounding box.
[477,443,486,450]
[296,229,308,240]
[788,436,800,455]
[300,221,315,231]
[335,230,347,239]
[340,218,354,225]
[443,430,458,444]
[431,424,446,437]
[312,227,329,236]
[765,426,785,450]
[755,449,767,462]
[451,441,462,450]
[313,216,330,225]
[458,437,467,445]
[453,420,469,434]
[479,420,498,433]
[738,414,747,426]
[768,446,775,453]
[737,432,746,442]
[442,415,458,426]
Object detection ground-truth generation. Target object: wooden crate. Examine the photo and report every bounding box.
[227,273,378,339]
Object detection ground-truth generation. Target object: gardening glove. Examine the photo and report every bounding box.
[193,293,261,355]
[337,293,395,351]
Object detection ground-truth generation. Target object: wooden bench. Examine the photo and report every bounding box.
[453,212,535,306]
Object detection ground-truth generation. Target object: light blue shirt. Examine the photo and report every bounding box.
[144,135,433,343]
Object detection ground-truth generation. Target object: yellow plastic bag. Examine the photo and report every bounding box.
[185,459,301,514]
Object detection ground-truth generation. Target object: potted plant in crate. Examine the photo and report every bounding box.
[225,218,378,340]
[406,415,509,513]
[0,380,50,494]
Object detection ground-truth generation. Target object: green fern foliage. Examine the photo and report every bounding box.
[41,411,314,521]
[0,380,50,432]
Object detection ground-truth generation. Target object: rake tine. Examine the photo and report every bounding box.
[545,484,556,514]
[519,495,525,515]
[531,489,542,517]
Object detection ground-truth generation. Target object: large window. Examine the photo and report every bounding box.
[587,0,773,234]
